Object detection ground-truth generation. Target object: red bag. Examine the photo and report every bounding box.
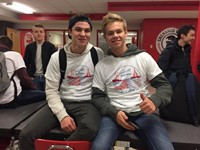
[35,139,91,150]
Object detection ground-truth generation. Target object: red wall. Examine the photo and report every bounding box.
[20,30,33,57]
[140,18,198,76]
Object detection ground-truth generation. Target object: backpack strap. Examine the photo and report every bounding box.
[10,72,17,99]
[58,47,98,90]
[59,48,66,90]
[90,47,98,67]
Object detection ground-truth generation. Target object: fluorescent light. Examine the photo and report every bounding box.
[2,2,34,14]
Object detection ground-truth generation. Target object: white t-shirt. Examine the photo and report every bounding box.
[35,43,43,75]
[45,43,104,121]
[0,51,24,104]
[45,43,104,102]
[93,52,162,113]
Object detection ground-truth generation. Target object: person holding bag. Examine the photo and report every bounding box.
[158,25,200,126]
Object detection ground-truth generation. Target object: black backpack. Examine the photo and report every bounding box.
[58,47,98,88]
[158,45,200,126]
[159,72,200,126]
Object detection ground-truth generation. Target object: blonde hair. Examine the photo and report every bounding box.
[101,13,127,34]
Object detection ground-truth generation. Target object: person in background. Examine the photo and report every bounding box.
[91,13,174,150]
[158,25,195,79]
[24,24,57,91]
[19,14,104,150]
[158,25,200,126]
[0,35,46,108]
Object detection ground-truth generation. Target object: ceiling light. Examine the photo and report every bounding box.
[2,2,34,14]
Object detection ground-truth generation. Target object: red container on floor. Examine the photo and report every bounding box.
[35,139,91,150]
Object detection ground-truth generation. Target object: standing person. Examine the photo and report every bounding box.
[158,25,200,125]
[24,24,57,91]
[91,13,174,150]
[0,35,46,108]
[19,14,104,150]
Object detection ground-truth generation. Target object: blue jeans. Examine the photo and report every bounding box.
[0,90,46,108]
[33,76,45,91]
[91,114,174,150]
[91,117,121,150]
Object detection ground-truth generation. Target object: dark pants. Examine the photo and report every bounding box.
[0,90,46,109]
[160,73,195,124]
[19,101,101,150]
[33,76,45,91]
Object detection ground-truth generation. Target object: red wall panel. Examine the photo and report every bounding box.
[20,30,33,57]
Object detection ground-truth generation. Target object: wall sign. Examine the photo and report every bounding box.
[156,27,178,54]
[24,32,34,47]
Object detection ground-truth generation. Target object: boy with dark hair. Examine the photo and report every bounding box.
[0,35,45,108]
[0,35,13,49]
[19,14,104,150]
[158,25,200,126]
[158,25,195,79]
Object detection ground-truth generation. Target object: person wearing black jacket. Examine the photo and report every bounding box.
[158,25,200,126]
[24,24,56,91]
[158,25,195,79]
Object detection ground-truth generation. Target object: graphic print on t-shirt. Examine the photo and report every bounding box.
[67,65,92,86]
[112,66,141,93]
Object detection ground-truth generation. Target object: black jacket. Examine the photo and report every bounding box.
[158,38,192,79]
[24,41,56,77]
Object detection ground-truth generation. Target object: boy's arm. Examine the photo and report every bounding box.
[149,73,173,108]
[45,78,69,121]
[91,87,119,121]
[15,67,37,90]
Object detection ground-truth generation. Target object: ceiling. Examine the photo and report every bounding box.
[0,0,199,28]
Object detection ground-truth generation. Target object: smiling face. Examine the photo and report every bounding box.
[181,29,195,45]
[69,21,91,52]
[104,21,127,53]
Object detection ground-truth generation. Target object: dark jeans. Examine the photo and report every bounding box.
[0,90,46,109]
[33,76,45,91]
[19,101,101,150]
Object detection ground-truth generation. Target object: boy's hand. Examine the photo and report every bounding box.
[60,116,76,132]
[139,93,156,114]
[116,111,136,131]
